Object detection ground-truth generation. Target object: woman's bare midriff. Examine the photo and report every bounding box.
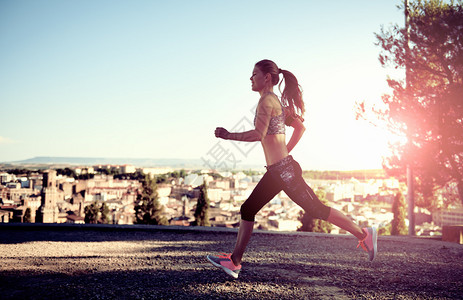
[261,134,289,166]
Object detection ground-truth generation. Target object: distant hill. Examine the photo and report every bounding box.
[2,156,264,170]
[302,169,387,180]
[2,157,384,173]
[5,157,204,168]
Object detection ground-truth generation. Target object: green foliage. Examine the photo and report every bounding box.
[358,0,463,206]
[378,223,392,236]
[156,174,169,184]
[242,170,262,177]
[3,168,39,176]
[297,189,332,233]
[302,169,386,181]
[56,167,94,179]
[151,170,188,184]
[56,168,77,179]
[391,192,408,235]
[170,169,187,179]
[134,176,168,225]
[23,208,31,223]
[114,171,145,181]
[96,167,121,176]
[84,201,100,224]
[194,183,210,226]
[77,173,94,180]
[208,173,224,180]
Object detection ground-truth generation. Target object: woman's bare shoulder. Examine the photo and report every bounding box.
[259,93,280,110]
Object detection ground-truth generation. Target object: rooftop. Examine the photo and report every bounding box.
[1,224,462,299]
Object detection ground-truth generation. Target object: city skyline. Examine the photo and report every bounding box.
[1,0,406,171]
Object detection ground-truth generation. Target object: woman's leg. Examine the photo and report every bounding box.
[230,219,255,266]
[327,208,365,240]
[278,159,366,240]
[268,157,376,261]
[231,171,282,265]
[286,180,365,239]
[285,174,376,260]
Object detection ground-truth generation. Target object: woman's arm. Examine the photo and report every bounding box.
[215,97,272,142]
[286,116,305,153]
[215,127,262,142]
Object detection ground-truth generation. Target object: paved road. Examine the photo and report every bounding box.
[1,224,462,299]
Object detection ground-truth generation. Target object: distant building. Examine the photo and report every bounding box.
[121,165,136,174]
[142,167,174,177]
[326,181,354,202]
[208,188,231,202]
[0,173,14,185]
[8,187,34,204]
[184,174,212,188]
[37,170,61,223]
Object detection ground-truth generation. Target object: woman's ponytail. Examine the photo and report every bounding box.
[255,59,305,120]
[279,69,305,118]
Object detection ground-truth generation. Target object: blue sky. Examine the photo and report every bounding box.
[0,0,406,170]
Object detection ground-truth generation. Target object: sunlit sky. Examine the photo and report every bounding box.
[0,0,406,170]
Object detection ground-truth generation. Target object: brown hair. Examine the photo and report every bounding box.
[255,59,305,117]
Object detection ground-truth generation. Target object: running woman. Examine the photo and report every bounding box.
[207,59,377,279]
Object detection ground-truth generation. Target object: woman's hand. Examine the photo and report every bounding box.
[284,108,305,127]
[215,127,230,140]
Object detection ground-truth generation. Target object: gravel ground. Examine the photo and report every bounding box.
[0,224,462,300]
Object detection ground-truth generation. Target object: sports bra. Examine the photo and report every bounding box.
[254,92,285,135]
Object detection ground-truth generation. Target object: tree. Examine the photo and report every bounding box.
[194,183,210,226]
[156,174,169,184]
[84,201,99,224]
[379,223,392,236]
[56,168,77,179]
[357,0,463,207]
[297,189,332,233]
[391,191,408,235]
[114,170,145,181]
[100,202,110,224]
[134,175,168,225]
[170,169,186,179]
[23,208,31,223]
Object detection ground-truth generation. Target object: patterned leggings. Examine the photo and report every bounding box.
[240,155,331,222]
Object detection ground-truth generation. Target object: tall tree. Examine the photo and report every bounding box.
[100,202,110,224]
[391,191,408,235]
[297,189,332,233]
[194,183,210,226]
[357,0,463,207]
[84,201,100,224]
[23,208,31,223]
[134,175,168,225]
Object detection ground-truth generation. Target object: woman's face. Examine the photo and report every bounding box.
[250,66,267,92]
